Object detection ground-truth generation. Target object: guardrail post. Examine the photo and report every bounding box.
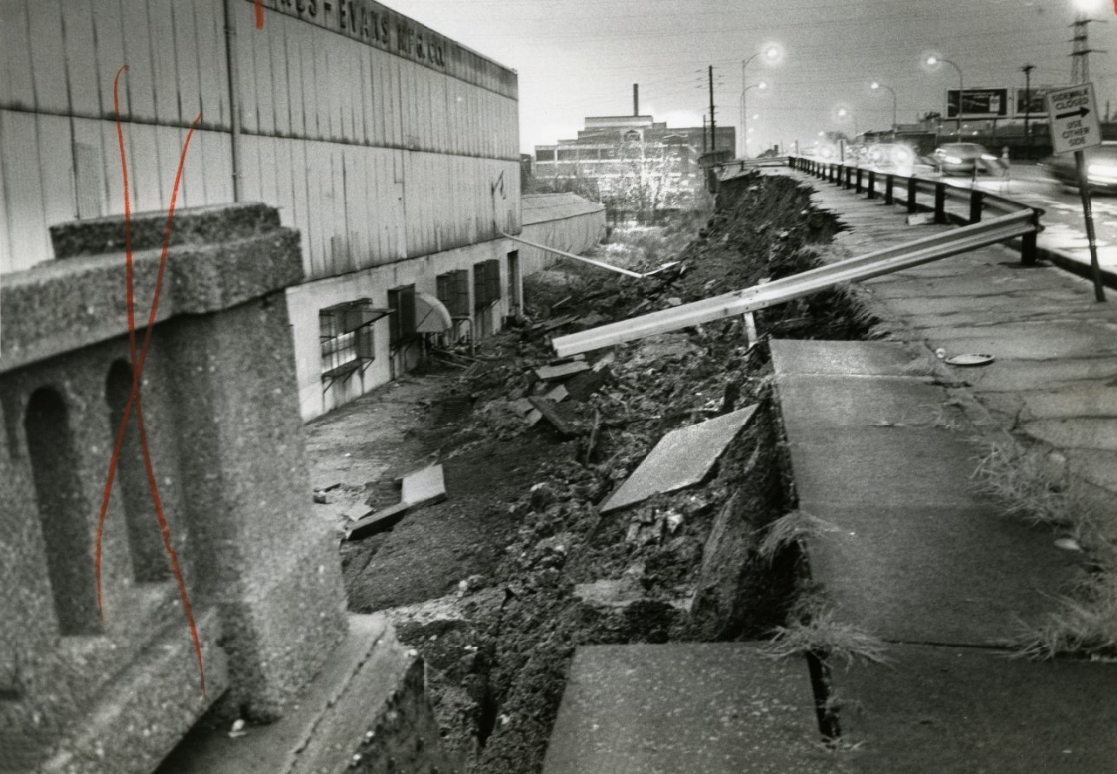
[844,167,853,190]
[934,183,947,223]
[855,168,863,193]
[969,190,984,224]
[906,178,917,212]
[884,175,893,205]
[1022,209,1039,266]
[867,170,876,199]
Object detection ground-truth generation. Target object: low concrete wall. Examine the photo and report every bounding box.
[520,193,607,276]
[0,204,347,773]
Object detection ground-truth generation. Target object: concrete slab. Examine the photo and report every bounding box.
[543,644,846,774]
[536,361,591,381]
[157,615,454,774]
[601,405,758,513]
[1011,386,1117,420]
[776,374,949,436]
[833,643,1117,774]
[1024,418,1117,452]
[1063,448,1117,490]
[770,339,915,377]
[916,320,1117,361]
[786,426,985,508]
[400,463,446,505]
[805,504,1076,645]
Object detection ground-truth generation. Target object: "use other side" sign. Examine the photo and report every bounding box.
[1045,83,1101,155]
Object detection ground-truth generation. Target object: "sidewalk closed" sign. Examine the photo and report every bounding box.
[1045,83,1101,155]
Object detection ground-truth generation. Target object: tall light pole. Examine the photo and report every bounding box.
[741,46,779,157]
[870,81,897,139]
[926,56,964,135]
[740,82,767,156]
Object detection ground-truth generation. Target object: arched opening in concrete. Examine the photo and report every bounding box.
[24,387,100,635]
[105,360,170,583]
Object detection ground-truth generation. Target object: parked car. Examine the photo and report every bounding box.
[866,143,916,171]
[1039,142,1117,193]
[931,142,1000,175]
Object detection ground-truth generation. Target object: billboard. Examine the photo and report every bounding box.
[946,88,1010,119]
[1015,86,1066,118]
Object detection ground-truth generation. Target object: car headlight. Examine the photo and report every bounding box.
[980,154,998,161]
[944,155,963,164]
[894,150,912,163]
[1088,164,1117,182]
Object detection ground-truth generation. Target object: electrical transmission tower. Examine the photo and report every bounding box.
[1070,15,1106,84]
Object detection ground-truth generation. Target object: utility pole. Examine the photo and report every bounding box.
[708,65,716,153]
[1021,64,1034,144]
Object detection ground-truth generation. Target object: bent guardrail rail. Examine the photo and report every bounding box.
[551,209,1038,358]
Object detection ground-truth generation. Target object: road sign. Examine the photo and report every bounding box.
[1045,83,1101,155]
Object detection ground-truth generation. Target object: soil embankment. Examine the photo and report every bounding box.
[330,173,877,773]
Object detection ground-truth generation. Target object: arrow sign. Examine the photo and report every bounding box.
[1046,83,1101,155]
[1056,106,1091,120]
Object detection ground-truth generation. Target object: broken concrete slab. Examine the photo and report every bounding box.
[529,397,579,437]
[564,365,611,401]
[401,464,446,505]
[770,339,917,377]
[347,465,446,540]
[833,643,1117,774]
[543,644,845,774]
[775,374,949,437]
[805,503,1076,646]
[157,615,457,774]
[536,361,591,381]
[601,405,758,513]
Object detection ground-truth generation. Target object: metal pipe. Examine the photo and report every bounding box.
[499,233,648,279]
[223,0,243,201]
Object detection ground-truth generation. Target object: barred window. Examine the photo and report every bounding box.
[319,299,387,381]
[436,270,471,317]
[473,260,502,311]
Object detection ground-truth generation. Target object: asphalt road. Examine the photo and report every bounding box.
[910,162,1117,276]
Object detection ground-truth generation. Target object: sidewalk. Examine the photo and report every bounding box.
[769,170,1117,771]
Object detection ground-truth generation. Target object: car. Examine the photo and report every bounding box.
[931,142,1000,175]
[1039,142,1117,193]
[866,143,916,171]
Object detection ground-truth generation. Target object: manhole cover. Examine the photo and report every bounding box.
[944,353,995,367]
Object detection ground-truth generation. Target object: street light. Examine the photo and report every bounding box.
[926,56,964,135]
[740,46,780,157]
[837,107,858,138]
[740,81,768,156]
[870,81,898,139]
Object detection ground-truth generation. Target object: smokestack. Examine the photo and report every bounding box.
[633,84,639,116]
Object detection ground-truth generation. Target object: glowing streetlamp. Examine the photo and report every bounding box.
[926,56,964,134]
[740,46,780,156]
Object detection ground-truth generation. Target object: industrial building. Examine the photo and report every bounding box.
[0,0,606,421]
[533,111,734,220]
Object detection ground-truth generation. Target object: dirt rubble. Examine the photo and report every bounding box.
[329,172,880,774]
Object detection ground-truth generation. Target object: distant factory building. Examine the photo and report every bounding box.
[532,113,735,221]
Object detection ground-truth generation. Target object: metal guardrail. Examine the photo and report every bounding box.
[786,155,1044,265]
[551,208,1039,358]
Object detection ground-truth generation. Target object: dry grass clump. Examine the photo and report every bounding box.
[764,607,889,668]
[756,510,841,564]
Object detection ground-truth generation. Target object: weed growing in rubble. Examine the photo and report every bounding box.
[756,510,841,565]
[1010,575,1117,661]
[973,440,1117,660]
[971,442,1082,528]
[764,607,889,668]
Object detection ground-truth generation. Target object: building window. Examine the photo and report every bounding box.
[320,299,386,382]
[473,260,502,311]
[536,149,555,161]
[436,270,471,318]
[388,286,418,349]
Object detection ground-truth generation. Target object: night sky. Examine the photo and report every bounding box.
[389,0,1117,155]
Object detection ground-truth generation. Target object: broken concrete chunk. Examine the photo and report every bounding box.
[535,361,591,382]
[544,384,569,403]
[347,465,446,540]
[528,397,578,437]
[509,397,535,417]
[600,404,758,513]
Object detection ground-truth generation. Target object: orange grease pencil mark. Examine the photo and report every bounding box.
[256,0,264,29]
[96,64,207,697]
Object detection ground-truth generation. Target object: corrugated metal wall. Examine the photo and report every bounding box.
[0,0,520,277]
